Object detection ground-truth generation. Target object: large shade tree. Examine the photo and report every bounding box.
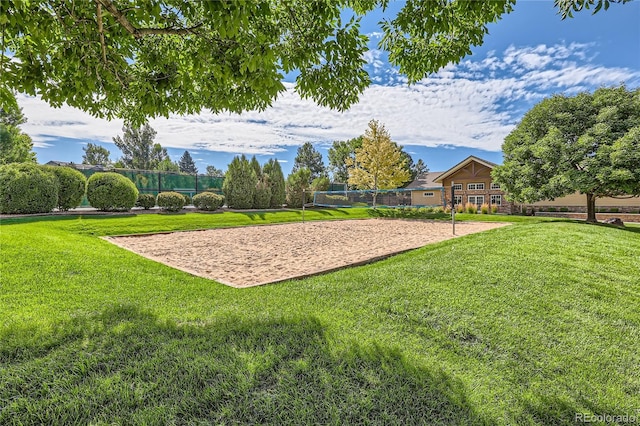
[346,120,410,208]
[113,124,169,170]
[492,86,640,222]
[82,143,111,166]
[328,136,362,183]
[0,107,36,164]
[1,0,628,124]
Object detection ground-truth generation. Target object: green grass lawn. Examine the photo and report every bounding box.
[1,209,638,424]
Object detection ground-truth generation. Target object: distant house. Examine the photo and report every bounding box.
[405,156,515,213]
[404,172,446,207]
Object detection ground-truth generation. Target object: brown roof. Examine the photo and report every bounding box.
[433,156,498,183]
[404,171,444,189]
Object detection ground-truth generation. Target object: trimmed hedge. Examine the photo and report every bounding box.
[157,192,185,212]
[0,163,59,214]
[136,193,156,210]
[45,166,86,211]
[87,172,138,211]
[192,192,224,211]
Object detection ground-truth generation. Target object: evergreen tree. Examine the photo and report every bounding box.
[250,156,262,178]
[179,150,198,174]
[253,177,272,209]
[293,142,326,181]
[412,159,429,178]
[286,168,312,208]
[263,158,286,208]
[222,155,257,209]
[82,143,111,166]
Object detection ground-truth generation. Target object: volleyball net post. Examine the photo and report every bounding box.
[451,181,456,235]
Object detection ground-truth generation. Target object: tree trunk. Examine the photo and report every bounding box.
[586,193,597,223]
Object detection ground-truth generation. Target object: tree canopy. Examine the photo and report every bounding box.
[82,143,111,166]
[0,107,36,165]
[346,120,410,207]
[205,165,225,178]
[328,137,362,183]
[112,123,169,170]
[179,150,198,174]
[2,0,627,124]
[292,142,325,182]
[492,86,640,222]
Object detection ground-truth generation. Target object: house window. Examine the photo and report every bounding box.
[467,183,485,190]
[452,184,462,191]
[490,195,502,206]
[468,195,484,206]
[453,195,463,206]
[490,182,501,190]
[423,192,435,197]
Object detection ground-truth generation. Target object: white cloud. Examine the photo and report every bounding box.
[19,42,640,156]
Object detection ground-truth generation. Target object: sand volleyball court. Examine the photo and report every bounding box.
[106,219,508,287]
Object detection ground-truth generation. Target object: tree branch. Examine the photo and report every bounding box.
[97,1,107,63]
[97,0,202,38]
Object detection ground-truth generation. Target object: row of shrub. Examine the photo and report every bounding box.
[368,206,447,219]
[0,163,87,214]
[0,163,226,214]
[454,203,499,214]
[136,191,225,212]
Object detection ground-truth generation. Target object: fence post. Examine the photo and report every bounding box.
[195,173,198,195]
[158,171,161,194]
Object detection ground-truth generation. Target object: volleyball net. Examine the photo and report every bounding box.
[313,188,445,209]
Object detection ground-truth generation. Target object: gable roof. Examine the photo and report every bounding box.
[433,156,498,183]
[404,171,444,189]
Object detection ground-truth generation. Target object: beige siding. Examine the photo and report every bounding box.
[411,190,444,206]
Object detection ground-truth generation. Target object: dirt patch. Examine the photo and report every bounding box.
[106,219,508,288]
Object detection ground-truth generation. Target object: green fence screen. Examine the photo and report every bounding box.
[76,167,223,207]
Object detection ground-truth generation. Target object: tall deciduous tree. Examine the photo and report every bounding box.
[112,124,168,170]
[492,86,640,222]
[293,142,325,182]
[156,158,180,172]
[205,165,225,178]
[179,150,198,174]
[328,137,362,183]
[7,1,624,123]
[346,120,411,208]
[82,143,111,166]
[0,107,36,165]
[0,125,36,165]
[263,158,286,208]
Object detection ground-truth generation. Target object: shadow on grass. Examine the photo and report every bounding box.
[1,305,487,425]
[0,213,140,226]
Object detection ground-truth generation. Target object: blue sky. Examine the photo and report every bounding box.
[22,1,640,177]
